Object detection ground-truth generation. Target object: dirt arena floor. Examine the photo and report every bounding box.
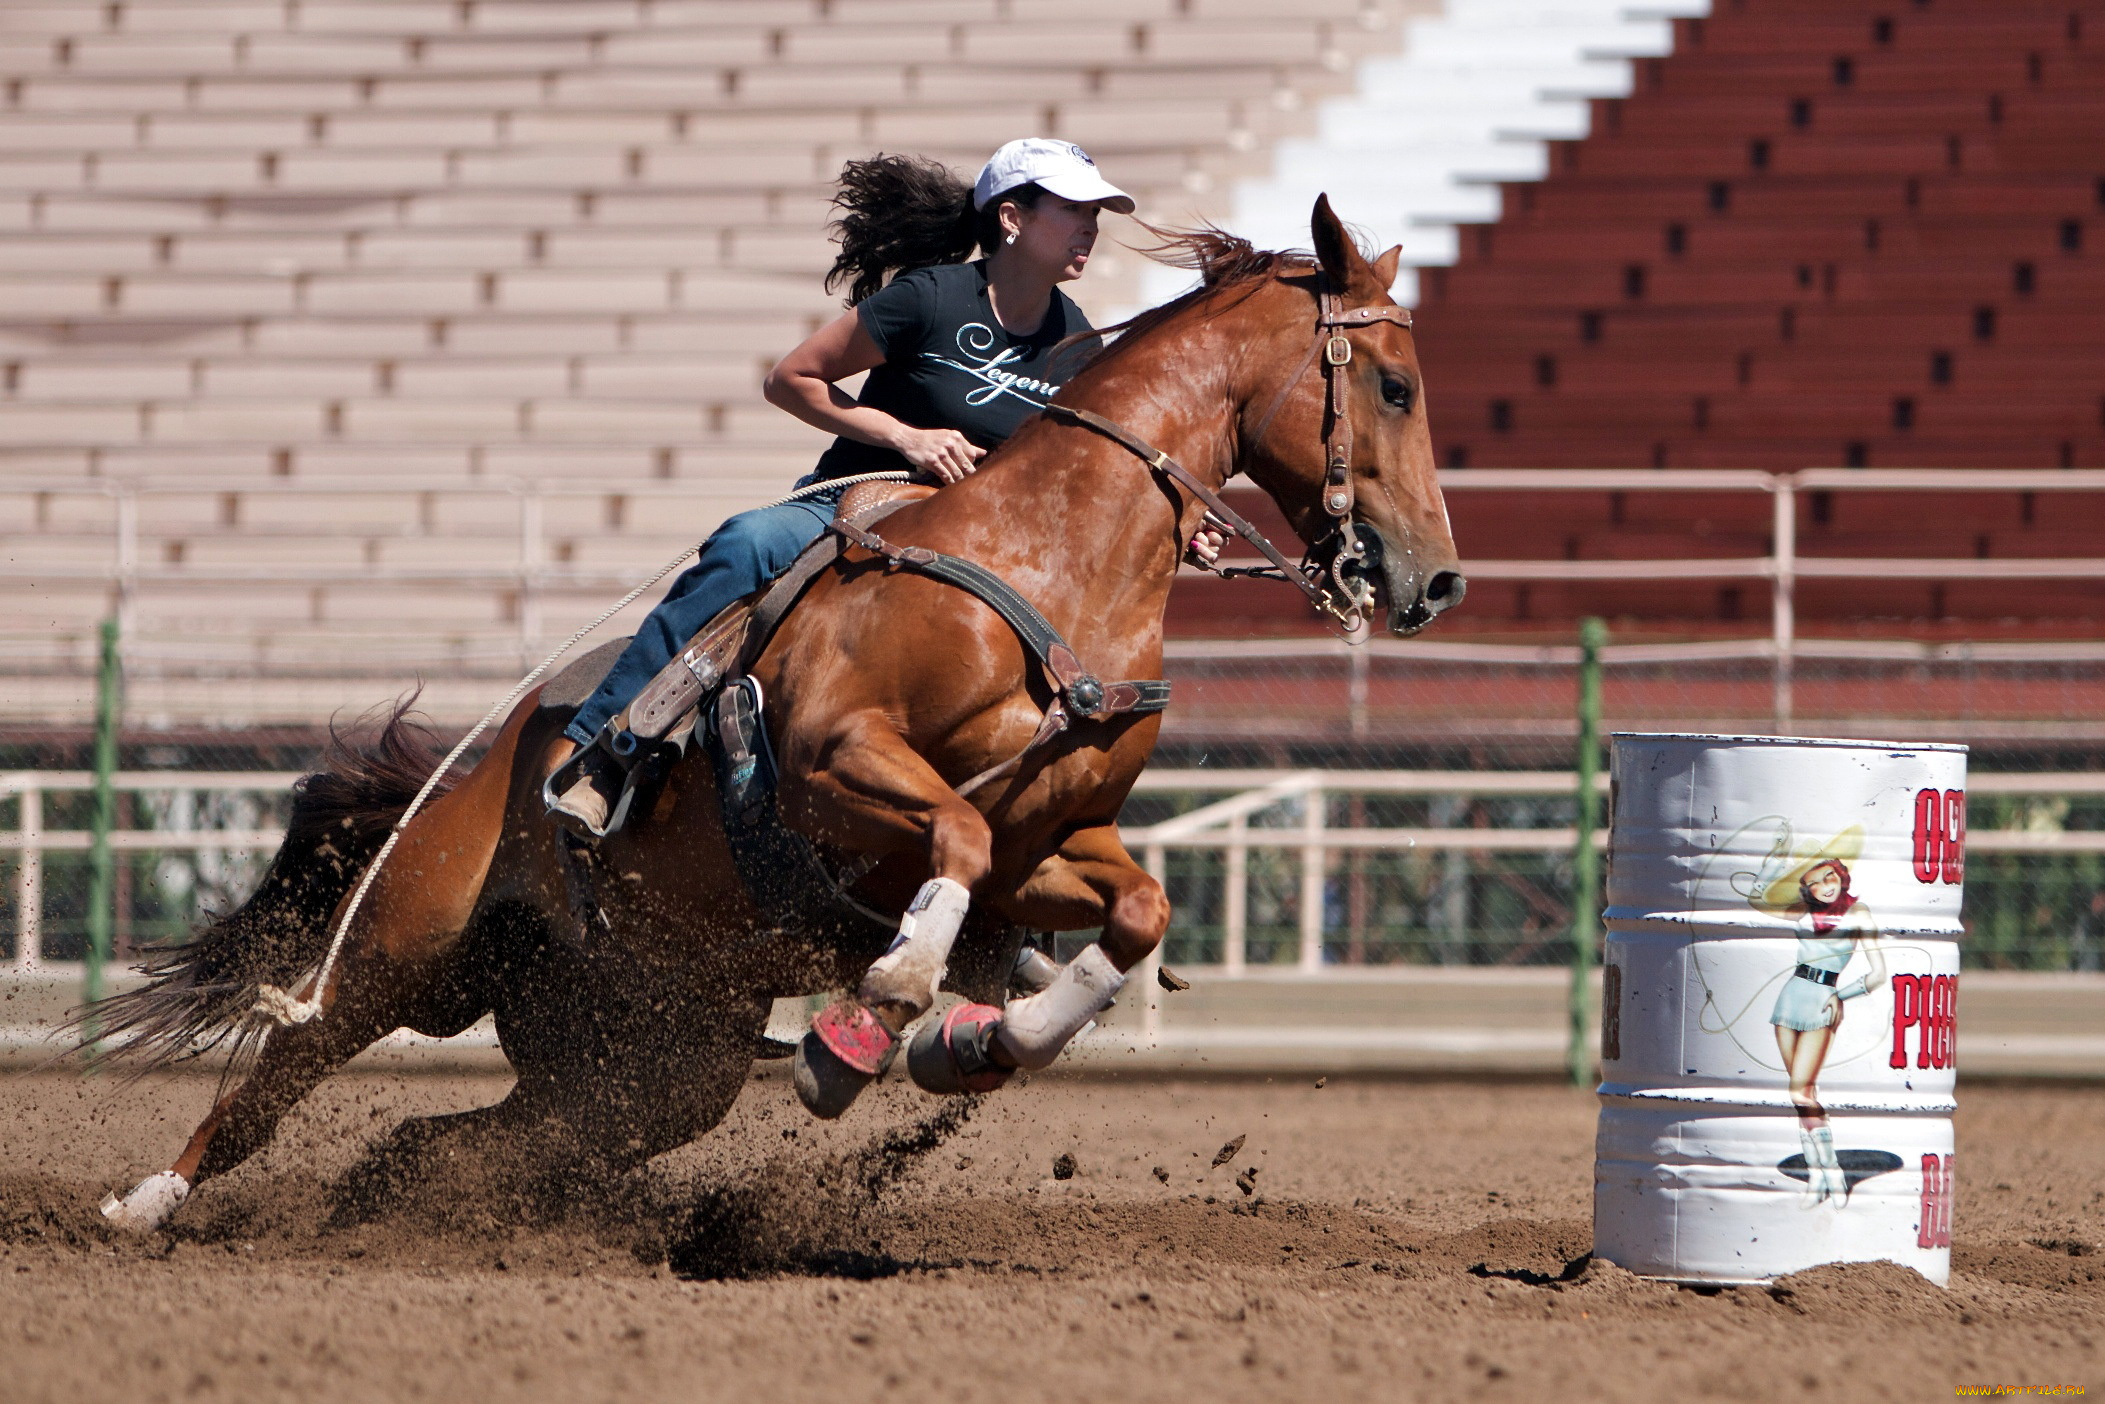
[2,1065,2099,1404]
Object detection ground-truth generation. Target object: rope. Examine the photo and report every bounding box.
[248,469,914,1030]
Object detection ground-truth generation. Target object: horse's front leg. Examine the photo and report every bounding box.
[907,822,1168,1095]
[775,707,996,1116]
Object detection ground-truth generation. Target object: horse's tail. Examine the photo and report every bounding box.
[85,696,453,1074]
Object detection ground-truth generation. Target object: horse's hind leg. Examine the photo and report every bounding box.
[774,709,995,1115]
[99,971,425,1230]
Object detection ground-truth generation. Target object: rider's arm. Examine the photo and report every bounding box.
[762,309,985,484]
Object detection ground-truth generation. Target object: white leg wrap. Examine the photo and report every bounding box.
[993,943,1125,1072]
[857,877,971,1013]
[100,1169,190,1232]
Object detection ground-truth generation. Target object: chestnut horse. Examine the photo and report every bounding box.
[94,199,1464,1229]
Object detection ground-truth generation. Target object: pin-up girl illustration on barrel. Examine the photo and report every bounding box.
[1745,824,1887,1205]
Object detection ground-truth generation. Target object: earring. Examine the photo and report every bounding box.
[1004,232,1017,245]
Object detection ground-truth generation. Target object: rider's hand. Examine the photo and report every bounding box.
[1820,993,1841,1026]
[1185,512,1230,567]
[892,427,986,485]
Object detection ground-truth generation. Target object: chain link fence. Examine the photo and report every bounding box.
[4,641,2100,974]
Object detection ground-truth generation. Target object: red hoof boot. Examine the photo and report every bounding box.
[907,1002,1012,1095]
[794,1000,898,1120]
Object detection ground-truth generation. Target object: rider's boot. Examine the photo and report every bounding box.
[908,943,1125,1095]
[793,877,971,1118]
[543,724,639,841]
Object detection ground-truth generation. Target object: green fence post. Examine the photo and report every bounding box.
[1569,616,1607,1087]
[82,616,121,1049]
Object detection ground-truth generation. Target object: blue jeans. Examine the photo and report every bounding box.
[563,487,842,747]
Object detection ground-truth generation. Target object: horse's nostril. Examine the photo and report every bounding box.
[1425,569,1466,609]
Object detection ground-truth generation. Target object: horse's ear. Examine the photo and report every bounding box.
[1371,244,1403,291]
[1310,194,1359,286]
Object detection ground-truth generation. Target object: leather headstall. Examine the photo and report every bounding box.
[1047,272,1415,632]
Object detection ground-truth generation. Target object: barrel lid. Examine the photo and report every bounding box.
[1611,731,1969,753]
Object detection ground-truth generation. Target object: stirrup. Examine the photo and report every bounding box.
[542,732,639,841]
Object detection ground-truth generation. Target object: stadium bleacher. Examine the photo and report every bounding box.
[1177,0,2105,642]
[4,0,2103,727]
[0,0,1433,722]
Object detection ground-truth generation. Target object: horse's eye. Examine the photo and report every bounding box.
[1381,375,1415,412]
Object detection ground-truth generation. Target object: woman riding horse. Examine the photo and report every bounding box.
[548,139,1224,837]
[93,194,1464,1232]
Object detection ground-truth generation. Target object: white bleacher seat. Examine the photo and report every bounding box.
[370,537,532,571]
[238,35,425,74]
[0,404,140,445]
[165,535,370,570]
[60,36,240,75]
[524,401,703,442]
[13,361,195,400]
[302,272,483,314]
[388,359,572,398]
[272,150,453,190]
[475,445,664,480]
[104,4,290,35]
[594,30,777,68]
[350,230,526,268]
[0,234,156,273]
[247,320,446,356]
[144,400,326,442]
[198,362,377,397]
[0,536,123,571]
[575,357,766,400]
[0,115,136,151]
[492,269,672,314]
[288,1,462,35]
[315,585,510,626]
[141,113,312,149]
[230,491,423,530]
[336,397,522,440]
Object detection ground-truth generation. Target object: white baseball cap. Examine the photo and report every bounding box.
[973,138,1135,215]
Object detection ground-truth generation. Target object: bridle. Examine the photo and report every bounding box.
[1043,271,1416,634]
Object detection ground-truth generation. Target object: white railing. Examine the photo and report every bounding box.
[8,767,2101,971]
[10,468,2105,694]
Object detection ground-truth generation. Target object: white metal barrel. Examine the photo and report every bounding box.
[1593,734,1966,1285]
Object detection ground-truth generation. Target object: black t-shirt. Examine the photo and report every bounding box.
[809,260,1096,481]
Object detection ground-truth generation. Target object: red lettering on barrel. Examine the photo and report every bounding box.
[1940,974,1959,1069]
[1917,1152,1954,1248]
[1942,790,1966,885]
[1913,788,1943,883]
[1890,973,1920,1068]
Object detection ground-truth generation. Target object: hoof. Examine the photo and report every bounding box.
[810,998,898,1076]
[793,1029,878,1120]
[100,1170,189,1233]
[908,1002,1011,1095]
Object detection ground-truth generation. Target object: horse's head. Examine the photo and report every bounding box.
[1236,196,1466,636]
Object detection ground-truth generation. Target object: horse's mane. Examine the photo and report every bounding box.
[1072,223,1318,372]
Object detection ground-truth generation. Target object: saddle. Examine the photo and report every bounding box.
[621,481,931,744]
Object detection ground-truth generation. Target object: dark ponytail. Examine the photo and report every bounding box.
[826,153,1048,305]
